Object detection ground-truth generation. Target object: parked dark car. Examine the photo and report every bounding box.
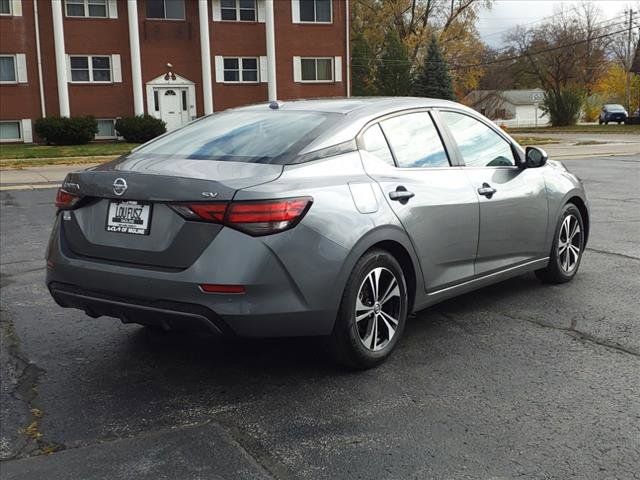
[599,104,628,124]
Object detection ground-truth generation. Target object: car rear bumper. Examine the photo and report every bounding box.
[605,114,627,122]
[49,282,229,334]
[46,216,344,337]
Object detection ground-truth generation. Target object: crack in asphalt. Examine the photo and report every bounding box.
[215,416,295,480]
[498,311,640,358]
[0,314,63,460]
[436,305,639,358]
[0,268,45,289]
[585,247,640,261]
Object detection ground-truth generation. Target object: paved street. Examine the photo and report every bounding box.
[0,156,639,479]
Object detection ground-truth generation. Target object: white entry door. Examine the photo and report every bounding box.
[158,88,189,131]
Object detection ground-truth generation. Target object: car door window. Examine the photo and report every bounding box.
[441,111,516,167]
[360,124,395,166]
[380,112,450,168]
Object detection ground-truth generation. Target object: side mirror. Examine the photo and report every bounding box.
[524,146,548,168]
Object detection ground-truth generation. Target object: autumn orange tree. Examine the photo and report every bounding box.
[350,0,491,98]
[593,63,640,110]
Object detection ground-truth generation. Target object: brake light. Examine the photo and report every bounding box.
[227,198,312,236]
[170,203,227,222]
[170,197,312,236]
[55,188,80,210]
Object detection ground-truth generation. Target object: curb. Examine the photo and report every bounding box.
[1,183,61,191]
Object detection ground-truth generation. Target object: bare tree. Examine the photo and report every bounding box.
[504,4,609,95]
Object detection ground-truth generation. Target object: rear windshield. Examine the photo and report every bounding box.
[606,104,625,112]
[130,110,338,164]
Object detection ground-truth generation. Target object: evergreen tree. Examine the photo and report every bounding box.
[375,30,412,96]
[351,32,377,96]
[411,35,456,100]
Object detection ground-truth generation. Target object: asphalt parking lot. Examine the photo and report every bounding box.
[1,155,638,479]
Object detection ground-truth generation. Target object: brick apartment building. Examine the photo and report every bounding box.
[0,0,350,143]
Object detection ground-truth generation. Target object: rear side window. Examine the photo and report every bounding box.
[380,112,449,168]
[360,124,394,166]
[441,111,515,167]
[131,111,338,164]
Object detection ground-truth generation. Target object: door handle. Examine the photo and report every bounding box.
[389,186,415,203]
[477,183,497,198]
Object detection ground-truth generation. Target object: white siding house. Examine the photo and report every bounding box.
[464,89,550,128]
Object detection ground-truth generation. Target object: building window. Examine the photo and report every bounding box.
[70,56,112,83]
[96,119,116,139]
[300,57,333,82]
[0,55,16,83]
[0,0,12,15]
[146,0,185,20]
[299,0,331,22]
[0,121,21,142]
[223,57,258,83]
[220,0,256,21]
[65,0,108,18]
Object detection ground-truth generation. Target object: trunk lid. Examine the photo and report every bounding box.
[59,156,283,270]
[65,154,284,202]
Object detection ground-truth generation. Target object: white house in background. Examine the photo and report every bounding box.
[464,88,550,127]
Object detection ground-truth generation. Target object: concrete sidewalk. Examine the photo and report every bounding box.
[0,164,99,190]
[1,141,638,190]
[543,142,640,159]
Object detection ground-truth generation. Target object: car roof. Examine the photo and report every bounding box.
[235,97,475,153]
[236,97,461,115]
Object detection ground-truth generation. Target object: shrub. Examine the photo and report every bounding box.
[115,115,166,143]
[34,116,98,145]
[541,88,584,126]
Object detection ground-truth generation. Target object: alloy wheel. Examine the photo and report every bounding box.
[558,214,582,273]
[355,267,401,351]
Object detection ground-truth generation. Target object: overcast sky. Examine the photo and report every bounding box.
[477,0,637,47]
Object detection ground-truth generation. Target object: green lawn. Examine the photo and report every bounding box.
[510,124,640,134]
[0,142,139,160]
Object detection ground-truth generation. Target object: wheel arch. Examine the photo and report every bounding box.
[565,194,590,247]
[336,226,424,314]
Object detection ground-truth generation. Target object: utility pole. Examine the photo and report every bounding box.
[625,9,636,114]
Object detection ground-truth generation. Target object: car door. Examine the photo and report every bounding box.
[437,110,549,276]
[358,111,479,292]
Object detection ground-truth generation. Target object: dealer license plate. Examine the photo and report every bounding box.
[106,200,152,235]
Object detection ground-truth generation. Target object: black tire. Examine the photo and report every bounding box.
[598,119,603,125]
[328,249,408,369]
[535,203,585,284]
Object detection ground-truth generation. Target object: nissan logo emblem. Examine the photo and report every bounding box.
[113,178,128,196]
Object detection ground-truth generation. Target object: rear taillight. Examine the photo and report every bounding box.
[170,203,227,222]
[170,197,312,236]
[55,188,81,210]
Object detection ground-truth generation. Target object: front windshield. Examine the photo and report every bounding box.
[606,104,625,112]
[132,110,338,164]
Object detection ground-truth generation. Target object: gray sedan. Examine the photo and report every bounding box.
[46,98,589,368]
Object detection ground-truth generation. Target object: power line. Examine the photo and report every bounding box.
[481,11,628,43]
[484,15,630,56]
[351,25,632,71]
